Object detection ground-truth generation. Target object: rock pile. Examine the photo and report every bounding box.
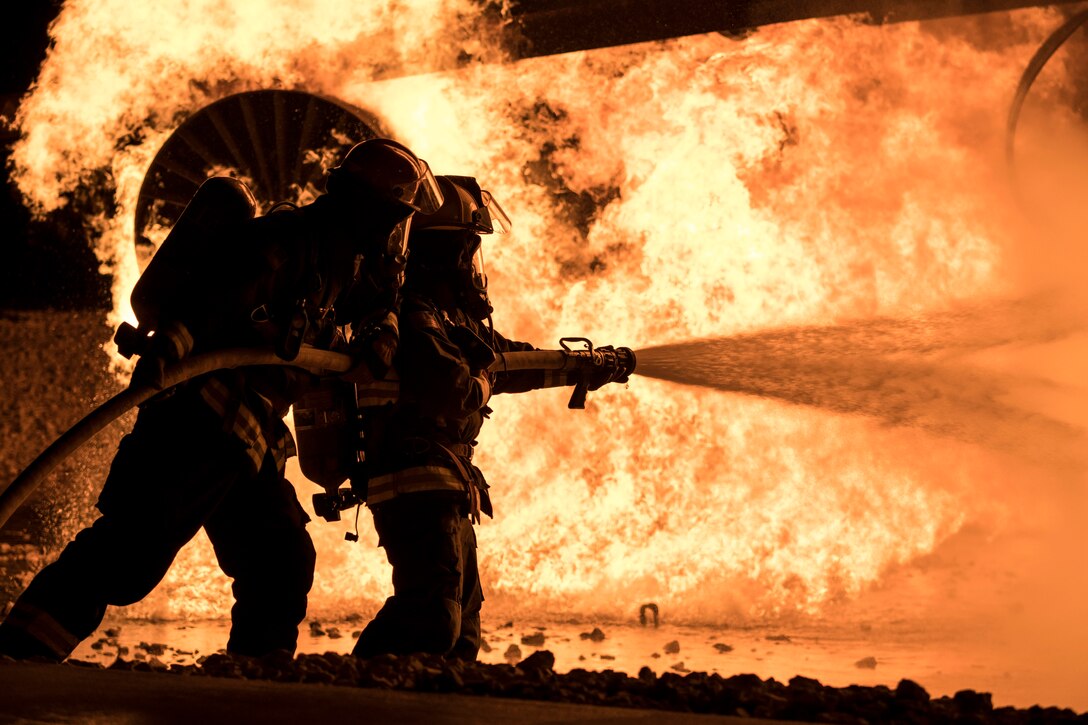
[63,650,1086,723]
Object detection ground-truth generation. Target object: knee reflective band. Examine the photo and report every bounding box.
[0,346,352,531]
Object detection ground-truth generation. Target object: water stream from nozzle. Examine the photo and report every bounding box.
[633,296,1087,467]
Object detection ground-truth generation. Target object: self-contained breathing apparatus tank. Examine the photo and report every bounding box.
[293,378,359,499]
[297,315,401,521]
[115,172,362,507]
[114,177,259,360]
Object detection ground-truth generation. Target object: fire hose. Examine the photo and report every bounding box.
[1006,8,1088,217]
[0,347,352,531]
[0,341,635,531]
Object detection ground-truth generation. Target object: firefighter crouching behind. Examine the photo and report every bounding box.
[0,139,443,661]
[351,176,632,660]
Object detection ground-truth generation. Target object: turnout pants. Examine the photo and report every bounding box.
[0,391,315,660]
[353,492,483,660]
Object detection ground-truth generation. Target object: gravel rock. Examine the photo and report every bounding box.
[54,650,1084,724]
[854,656,878,669]
[520,632,545,646]
[663,640,680,654]
[579,627,606,642]
[517,650,555,673]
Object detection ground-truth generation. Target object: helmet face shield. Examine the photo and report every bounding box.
[411,176,513,235]
[328,138,444,215]
[469,241,487,294]
[462,234,492,319]
[393,159,444,214]
[480,190,512,234]
[369,216,411,293]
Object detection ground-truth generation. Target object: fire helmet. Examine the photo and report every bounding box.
[325,138,444,215]
[325,139,444,302]
[408,175,512,319]
[411,175,512,236]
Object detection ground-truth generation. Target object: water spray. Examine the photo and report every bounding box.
[634,297,1087,467]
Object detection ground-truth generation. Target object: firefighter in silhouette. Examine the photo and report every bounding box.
[0,138,443,661]
[350,176,632,660]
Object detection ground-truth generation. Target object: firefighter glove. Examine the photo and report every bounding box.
[129,321,195,389]
[472,370,492,407]
[344,312,399,383]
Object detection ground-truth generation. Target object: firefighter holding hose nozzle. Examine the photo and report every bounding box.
[0,139,444,662]
[348,175,634,660]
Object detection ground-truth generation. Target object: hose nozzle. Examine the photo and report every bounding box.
[559,337,637,409]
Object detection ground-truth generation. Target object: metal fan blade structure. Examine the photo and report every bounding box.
[134,89,386,267]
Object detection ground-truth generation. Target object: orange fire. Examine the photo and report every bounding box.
[8,2,1087,626]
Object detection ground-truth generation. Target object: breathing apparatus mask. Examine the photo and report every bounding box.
[326,138,444,301]
[409,175,512,320]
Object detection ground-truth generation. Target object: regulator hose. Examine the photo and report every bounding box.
[0,346,353,531]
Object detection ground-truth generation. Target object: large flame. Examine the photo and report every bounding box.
[9,1,1088,628]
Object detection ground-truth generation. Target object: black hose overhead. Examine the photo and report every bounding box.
[1006,9,1088,169]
